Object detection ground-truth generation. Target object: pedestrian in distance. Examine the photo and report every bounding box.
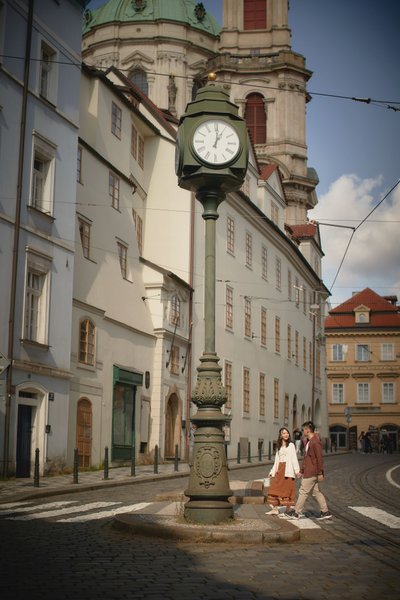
[286,421,332,521]
[265,427,301,516]
[359,431,366,453]
[294,428,302,455]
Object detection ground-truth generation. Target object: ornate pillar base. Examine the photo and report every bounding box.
[184,352,233,524]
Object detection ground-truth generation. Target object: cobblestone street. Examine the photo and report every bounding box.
[1,454,399,600]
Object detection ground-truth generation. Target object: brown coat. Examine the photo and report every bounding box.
[301,435,324,478]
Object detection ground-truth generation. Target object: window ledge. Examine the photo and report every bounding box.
[242,414,250,420]
[20,338,50,350]
[27,205,55,222]
[77,362,96,372]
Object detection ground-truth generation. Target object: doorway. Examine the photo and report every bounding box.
[16,405,33,477]
[165,393,180,459]
[76,398,92,468]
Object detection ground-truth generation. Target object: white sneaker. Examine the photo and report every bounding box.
[265,508,279,515]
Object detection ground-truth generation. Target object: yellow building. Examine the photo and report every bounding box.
[325,288,400,452]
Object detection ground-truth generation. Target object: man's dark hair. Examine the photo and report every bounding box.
[302,421,315,432]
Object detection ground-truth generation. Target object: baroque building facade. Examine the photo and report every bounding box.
[325,289,400,452]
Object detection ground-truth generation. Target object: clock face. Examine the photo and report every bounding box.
[192,120,240,166]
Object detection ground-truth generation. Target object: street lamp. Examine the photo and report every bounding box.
[175,75,248,524]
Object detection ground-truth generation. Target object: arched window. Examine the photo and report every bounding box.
[79,319,95,366]
[129,69,148,96]
[244,93,266,144]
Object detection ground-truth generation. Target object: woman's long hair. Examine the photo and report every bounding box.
[277,427,292,450]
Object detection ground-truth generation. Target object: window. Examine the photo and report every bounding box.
[244,93,266,144]
[117,241,128,278]
[275,257,281,290]
[356,344,370,361]
[271,203,279,226]
[260,307,267,346]
[24,270,44,342]
[287,269,292,300]
[295,277,300,307]
[227,216,235,253]
[287,324,292,360]
[109,172,120,210]
[303,337,307,370]
[170,294,180,327]
[243,0,267,31]
[245,232,252,268]
[261,245,268,279]
[273,378,279,420]
[316,346,321,378]
[170,345,180,375]
[129,68,148,96]
[259,373,265,417]
[138,135,145,169]
[332,383,344,404]
[111,102,122,138]
[131,124,138,159]
[77,146,82,183]
[357,383,370,404]
[78,218,91,259]
[244,297,251,338]
[382,382,395,404]
[309,341,312,373]
[303,287,307,314]
[381,343,394,361]
[332,344,344,361]
[79,319,95,366]
[132,209,143,255]
[243,368,250,413]
[309,291,313,321]
[295,330,299,366]
[31,133,56,215]
[226,285,233,330]
[24,251,51,344]
[274,316,280,354]
[39,41,57,103]
[224,362,232,410]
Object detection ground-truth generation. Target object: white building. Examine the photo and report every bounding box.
[0,0,86,476]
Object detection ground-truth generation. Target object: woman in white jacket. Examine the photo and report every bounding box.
[265,427,301,515]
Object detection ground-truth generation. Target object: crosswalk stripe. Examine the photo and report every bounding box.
[286,517,321,530]
[349,506,400,529]
[0,501,78,516]
[0,501,34,510]
[58,502,152,523]
[6,501,121,521]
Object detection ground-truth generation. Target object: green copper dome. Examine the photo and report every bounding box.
[83,0,220,36]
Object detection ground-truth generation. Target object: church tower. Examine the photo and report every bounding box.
[212,0,318,225]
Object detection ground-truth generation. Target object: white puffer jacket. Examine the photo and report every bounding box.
[269,442,300,479]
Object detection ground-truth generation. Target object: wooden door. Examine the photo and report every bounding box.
[16,405,32,477]
[77,399,92,468]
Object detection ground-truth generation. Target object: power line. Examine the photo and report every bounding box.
[1,53,400,110]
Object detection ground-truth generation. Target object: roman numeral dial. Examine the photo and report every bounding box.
[192,120,241,166]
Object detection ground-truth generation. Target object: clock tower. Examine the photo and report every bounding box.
[210,0,318,225]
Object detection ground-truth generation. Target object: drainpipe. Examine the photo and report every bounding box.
[185,192,196,461]
[3,0,34,478]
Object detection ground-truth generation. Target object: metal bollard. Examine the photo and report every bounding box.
[237,441,241,464]
[247,441,251,463]
[268,440,272,461]
[131,443,136,477]
[258,441,262,462]
[33,448,40,488]
[154,444,159,474]
[174,444,179,472]
[73,447,78,484]
[103,446,109,480]
[325,438,328,454]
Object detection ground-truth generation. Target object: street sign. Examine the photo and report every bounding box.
[0,355,10,376]
[344,407,353,416]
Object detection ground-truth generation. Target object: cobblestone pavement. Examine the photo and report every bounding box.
[0,453,399,600]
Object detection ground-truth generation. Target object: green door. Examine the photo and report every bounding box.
[112,382,136,461]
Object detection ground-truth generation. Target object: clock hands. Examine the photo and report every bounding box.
[213,124,226,148]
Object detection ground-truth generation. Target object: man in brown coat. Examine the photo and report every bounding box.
[286,421,332,520]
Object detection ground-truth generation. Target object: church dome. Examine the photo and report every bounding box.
[83,0,220,37]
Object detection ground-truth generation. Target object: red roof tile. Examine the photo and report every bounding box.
[325,288,400,329]
[290,223,318,239]
[260,164,278,180]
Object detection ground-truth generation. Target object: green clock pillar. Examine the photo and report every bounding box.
[176,74,249,524]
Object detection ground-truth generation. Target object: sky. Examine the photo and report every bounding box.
[86,0,400,309]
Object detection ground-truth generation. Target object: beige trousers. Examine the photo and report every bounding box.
[295,476,328,513]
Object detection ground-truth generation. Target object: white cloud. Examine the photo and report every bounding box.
[309,174,400,307]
